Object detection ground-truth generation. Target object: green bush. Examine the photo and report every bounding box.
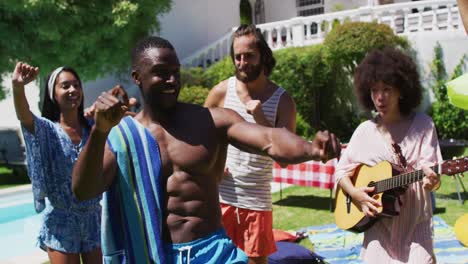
[270,45,330,135]
[321,18,344,32]
[428,43,467,140]
[324,21,409,73]
[181,67,206,87]
[296,112,314,139]
[178,85,210,106]
[202,57,234,88]
[431,103,468,140]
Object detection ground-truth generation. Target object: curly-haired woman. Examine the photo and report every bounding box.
[335,47,442,263]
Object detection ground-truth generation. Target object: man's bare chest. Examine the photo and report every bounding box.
[155,130,220,176]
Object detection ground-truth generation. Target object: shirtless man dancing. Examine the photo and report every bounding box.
[72,36,340,264]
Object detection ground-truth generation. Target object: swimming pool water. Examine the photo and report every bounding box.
[0,189,43,262]
[0,202,36,224]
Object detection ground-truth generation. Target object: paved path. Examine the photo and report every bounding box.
[1,251,48,264]
[0,184,31,197]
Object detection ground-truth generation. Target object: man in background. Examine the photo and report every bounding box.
[205,24,297,264]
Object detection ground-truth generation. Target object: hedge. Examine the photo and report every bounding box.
[178,85,210,106]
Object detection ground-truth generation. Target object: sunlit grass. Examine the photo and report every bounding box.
[0,166,29,189]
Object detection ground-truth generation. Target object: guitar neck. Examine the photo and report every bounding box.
[374,165,438,193]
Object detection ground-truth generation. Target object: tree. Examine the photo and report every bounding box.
[428,42,467,140]
[239,0,252,25]
[0,0,172,100]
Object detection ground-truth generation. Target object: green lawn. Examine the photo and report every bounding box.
[272,173,468,250]
[0,166,29,189]
[0,166,12,174]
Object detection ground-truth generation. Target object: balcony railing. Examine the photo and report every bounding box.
[181,0,461,68]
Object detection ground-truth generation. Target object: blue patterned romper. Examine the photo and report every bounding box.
[22,114,101,253]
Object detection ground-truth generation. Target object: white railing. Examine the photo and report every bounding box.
[181,30,234,69]
[181,0,461,68]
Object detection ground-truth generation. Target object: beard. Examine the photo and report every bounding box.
[143,88,179,113]
[235,63,263,83]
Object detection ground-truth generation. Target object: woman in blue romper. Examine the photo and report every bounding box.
[11,62,102,263]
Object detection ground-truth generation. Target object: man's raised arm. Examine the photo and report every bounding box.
[72,86,129,200]
[213,107,340,164]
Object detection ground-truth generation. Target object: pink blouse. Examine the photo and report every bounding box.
[335,112,443,264]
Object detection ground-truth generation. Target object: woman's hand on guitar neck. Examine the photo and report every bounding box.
[350,186,382,218]
[422,166,440,191]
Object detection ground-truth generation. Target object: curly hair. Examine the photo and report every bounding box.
[353,47,422,116]
[230,24,276,76]
[42,66,88,128]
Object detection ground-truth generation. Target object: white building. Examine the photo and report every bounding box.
[159,0,461,61]
[159,0,385,60]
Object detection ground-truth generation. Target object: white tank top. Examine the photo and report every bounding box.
[219,77,285,211]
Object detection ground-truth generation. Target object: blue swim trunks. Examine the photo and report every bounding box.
[38,203,101,253]
[165,228,248,264]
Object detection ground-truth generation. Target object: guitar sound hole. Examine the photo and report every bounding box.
[368,181,376,196]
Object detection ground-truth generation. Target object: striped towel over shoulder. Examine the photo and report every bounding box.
[102,116,166,264]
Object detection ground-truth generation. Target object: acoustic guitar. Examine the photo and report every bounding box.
[334,156,467,233]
